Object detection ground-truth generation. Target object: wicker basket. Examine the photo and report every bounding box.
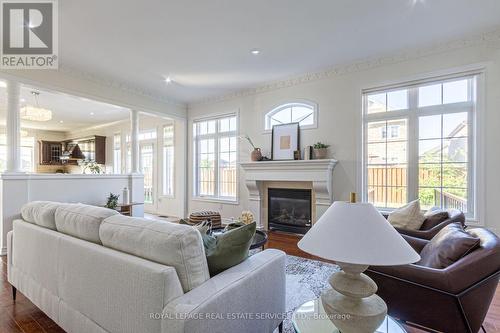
[189,211,222,228]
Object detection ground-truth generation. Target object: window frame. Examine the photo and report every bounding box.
[192,113,239,203]
[0,131,35,172]
[263,100,318,132]
[113,133,121,174]
[362,74,479,220]
[162,123,175,197]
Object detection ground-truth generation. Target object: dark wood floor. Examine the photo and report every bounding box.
[0,231,499,332]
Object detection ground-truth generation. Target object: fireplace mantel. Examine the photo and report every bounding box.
[239,159,338,229]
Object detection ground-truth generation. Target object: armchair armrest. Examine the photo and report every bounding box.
[368,263,453,292]
[162,249,286,333]
[424,217,465,237]
[396,219,461,240]
[401,234,428,253]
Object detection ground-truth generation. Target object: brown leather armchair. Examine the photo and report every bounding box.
[366,228,500,333]
[394,209,466,240]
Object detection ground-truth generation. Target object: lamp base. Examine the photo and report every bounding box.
[321,262,387,333]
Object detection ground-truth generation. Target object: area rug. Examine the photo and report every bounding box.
[281,254,339,332]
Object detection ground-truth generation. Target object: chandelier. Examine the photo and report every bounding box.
[20,91,52,122]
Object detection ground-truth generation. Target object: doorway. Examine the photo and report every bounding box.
[140,142,156,212]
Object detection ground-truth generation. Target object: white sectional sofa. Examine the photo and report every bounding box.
[7,201,286,333]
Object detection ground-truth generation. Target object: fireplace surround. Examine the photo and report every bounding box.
[240,159,337,230]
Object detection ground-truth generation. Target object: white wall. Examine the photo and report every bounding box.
[188,43,500,234]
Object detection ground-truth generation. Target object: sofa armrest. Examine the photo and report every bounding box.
[7,230,13,283]
[162,249,286,333]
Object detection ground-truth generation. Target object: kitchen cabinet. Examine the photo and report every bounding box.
[39,141,62,165]
[39,135,106,165]
[69,135,106,164]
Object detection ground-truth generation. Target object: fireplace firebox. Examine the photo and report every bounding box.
[268,188,312,234]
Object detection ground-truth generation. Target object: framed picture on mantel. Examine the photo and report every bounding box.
[271,123,300,160]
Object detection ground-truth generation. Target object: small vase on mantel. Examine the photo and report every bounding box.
[251,148,263,161]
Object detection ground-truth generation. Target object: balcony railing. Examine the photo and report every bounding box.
[434,188,467,212]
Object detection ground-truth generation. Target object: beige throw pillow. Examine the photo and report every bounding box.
[388,199,425,230]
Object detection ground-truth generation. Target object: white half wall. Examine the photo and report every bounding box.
[187,42,500,234]
[0,173,144,254]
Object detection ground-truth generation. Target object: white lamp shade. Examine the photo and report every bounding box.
[298,202,420,266]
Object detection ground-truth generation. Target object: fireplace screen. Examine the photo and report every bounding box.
[268,188,312,234]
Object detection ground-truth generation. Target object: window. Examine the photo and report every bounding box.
[125,129,157,143]
[125,129,157,173]
[363,76,477,218]
[264,101,317,130]
[163,124,174,196]
[0,131,34,172]
[113,133,121,174]
[193,115,237,201]
[21,136,35,172]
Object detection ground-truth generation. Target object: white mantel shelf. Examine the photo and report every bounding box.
[239,159,338,229]
[240,159,337,173]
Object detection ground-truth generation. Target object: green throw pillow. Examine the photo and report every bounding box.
[195,222,256,276]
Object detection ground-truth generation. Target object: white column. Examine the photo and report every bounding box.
[6,80,22,173]
[130,109,140,173]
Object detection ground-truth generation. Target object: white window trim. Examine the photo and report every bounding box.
[161,123,175,198]
[263,99,318,133]
[360,70,485,223]
[192,112,239,203]
[113,132,121,174]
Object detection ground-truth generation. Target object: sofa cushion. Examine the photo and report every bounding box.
[418,223,480,269]
[420,211,449,230]
[99,215,210,292]
[21,201,62,230]
[55,204,118,244]
[388,200,425,230]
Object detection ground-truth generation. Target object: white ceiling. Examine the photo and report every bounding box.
[0,85,130,131]
[58,0,500,104]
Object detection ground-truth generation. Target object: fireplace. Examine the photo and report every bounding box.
[268,188,312,234]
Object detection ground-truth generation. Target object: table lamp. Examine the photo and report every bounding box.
[298,201,420,333]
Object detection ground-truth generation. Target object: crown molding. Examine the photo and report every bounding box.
[64,118,129,137]
[58,64,186,109]
[189,27,500,107]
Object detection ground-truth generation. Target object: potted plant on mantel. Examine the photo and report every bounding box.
[312,142,330,159]
[240,134,262,161]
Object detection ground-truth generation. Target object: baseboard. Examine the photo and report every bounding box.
[1,246,7,256]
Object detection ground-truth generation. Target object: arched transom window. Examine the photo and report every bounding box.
[265,101,317,130]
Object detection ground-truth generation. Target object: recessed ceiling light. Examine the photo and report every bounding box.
[250,49,261,55]
[165,76,173,84]
[410,0,425,6]
[59,120,64,123]
[20,98,26,103]
[90,112,95,115]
